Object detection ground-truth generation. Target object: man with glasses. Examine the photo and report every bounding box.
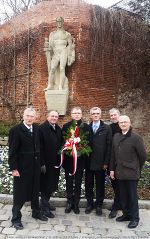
[110,115,146,228]
[85,107,112,216]
[62,107,90,214]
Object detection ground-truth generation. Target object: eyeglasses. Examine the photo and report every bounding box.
[72,112,82,115]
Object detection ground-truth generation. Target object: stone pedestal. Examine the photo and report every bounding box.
[45,90,68,115]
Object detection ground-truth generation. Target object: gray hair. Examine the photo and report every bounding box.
[90,107,101,115]
[119,115,131,123]
[109,108,120,116]
[47,110,59,116]
[23,107,36,116]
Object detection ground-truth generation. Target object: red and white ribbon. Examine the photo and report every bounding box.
[55,137,80,176]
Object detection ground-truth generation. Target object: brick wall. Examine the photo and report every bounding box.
[0,0,149,150]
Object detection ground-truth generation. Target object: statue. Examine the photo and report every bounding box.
[44,16,75,91]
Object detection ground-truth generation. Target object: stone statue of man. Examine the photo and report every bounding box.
[44,16,75,91]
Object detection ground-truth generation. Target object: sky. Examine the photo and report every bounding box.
[85,0,120,8]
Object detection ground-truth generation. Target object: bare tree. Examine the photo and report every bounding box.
[128,0,150,22]
[1,0,41,22]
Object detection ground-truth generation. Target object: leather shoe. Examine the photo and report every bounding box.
[44,210,55,218]
[128,220,139,229]
[32,213,48,221]
[116,215,131,222]
[73,205,80,214]
[96,206,102,216]
[85,205,94,214]
[13,222,24,230]
[109,209,118,219]
[65,203,72,213]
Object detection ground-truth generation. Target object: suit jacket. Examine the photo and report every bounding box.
[89,120,112,171]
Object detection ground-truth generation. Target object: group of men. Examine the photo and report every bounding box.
[8,106,147,230]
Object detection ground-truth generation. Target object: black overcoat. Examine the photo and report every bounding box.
[62,120,90,173]
[39,120,62,194]
[8,123,41,205]
[89,120,112,171]
[109,128,147,180]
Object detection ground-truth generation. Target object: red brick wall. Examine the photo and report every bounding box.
[0,0,149,150]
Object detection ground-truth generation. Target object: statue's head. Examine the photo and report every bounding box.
[56,16,64,23]
[56,16,64,28]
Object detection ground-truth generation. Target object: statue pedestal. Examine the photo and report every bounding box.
[45,90,68,115]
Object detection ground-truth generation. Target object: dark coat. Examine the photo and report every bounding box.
[109,128,147,180]
[8,123,41,205]
[89,120,112,171]
[62,120,90,173]
[110,122,122,137]
[39,120,62,194]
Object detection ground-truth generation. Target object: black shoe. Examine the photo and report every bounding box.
[116,215,131,222]
[12,222,24,230]
[65,203,72,213]
[32,213,48,221]
[44,210,55,218]
[128,220,139,229]
[109,209,118,219]
[85,205,94,214]
[73,205,80,214]
[96,206,102,216]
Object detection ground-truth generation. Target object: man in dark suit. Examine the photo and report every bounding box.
[110,115,147,229]
[8,108,48,230]
[40,110,62,218]
[85,107,112,216]
[108,108,122,219]
[62,107,90,214]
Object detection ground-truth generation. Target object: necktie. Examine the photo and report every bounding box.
[93,124,97,133]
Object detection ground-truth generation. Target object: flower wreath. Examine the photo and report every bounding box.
[55,120,92,176]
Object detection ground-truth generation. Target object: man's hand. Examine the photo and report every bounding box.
[110,171,115,180]
[12,170,20,177]
[41,165,46,174]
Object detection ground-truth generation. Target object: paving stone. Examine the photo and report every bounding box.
[54,225,66,232]
[2,205,12,210]
[62,219,72,226]
[0,210,7,215]
[39,224,52,230]
[0,235,6,239]
[79,215,90,221]
[2,227,16,235]
[0,214,10,221]
[0,220,12,227]
[135,231,150,238]
[15,229,30,235]
[80,227,93,234]
[66,225,80,233]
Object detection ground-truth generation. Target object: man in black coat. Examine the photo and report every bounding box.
[110,115,147,229]
[62,107,90,214]
[85,107,112,216]
[40,110,62,218]
[8,108,48,230]
[108,108,122,219]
